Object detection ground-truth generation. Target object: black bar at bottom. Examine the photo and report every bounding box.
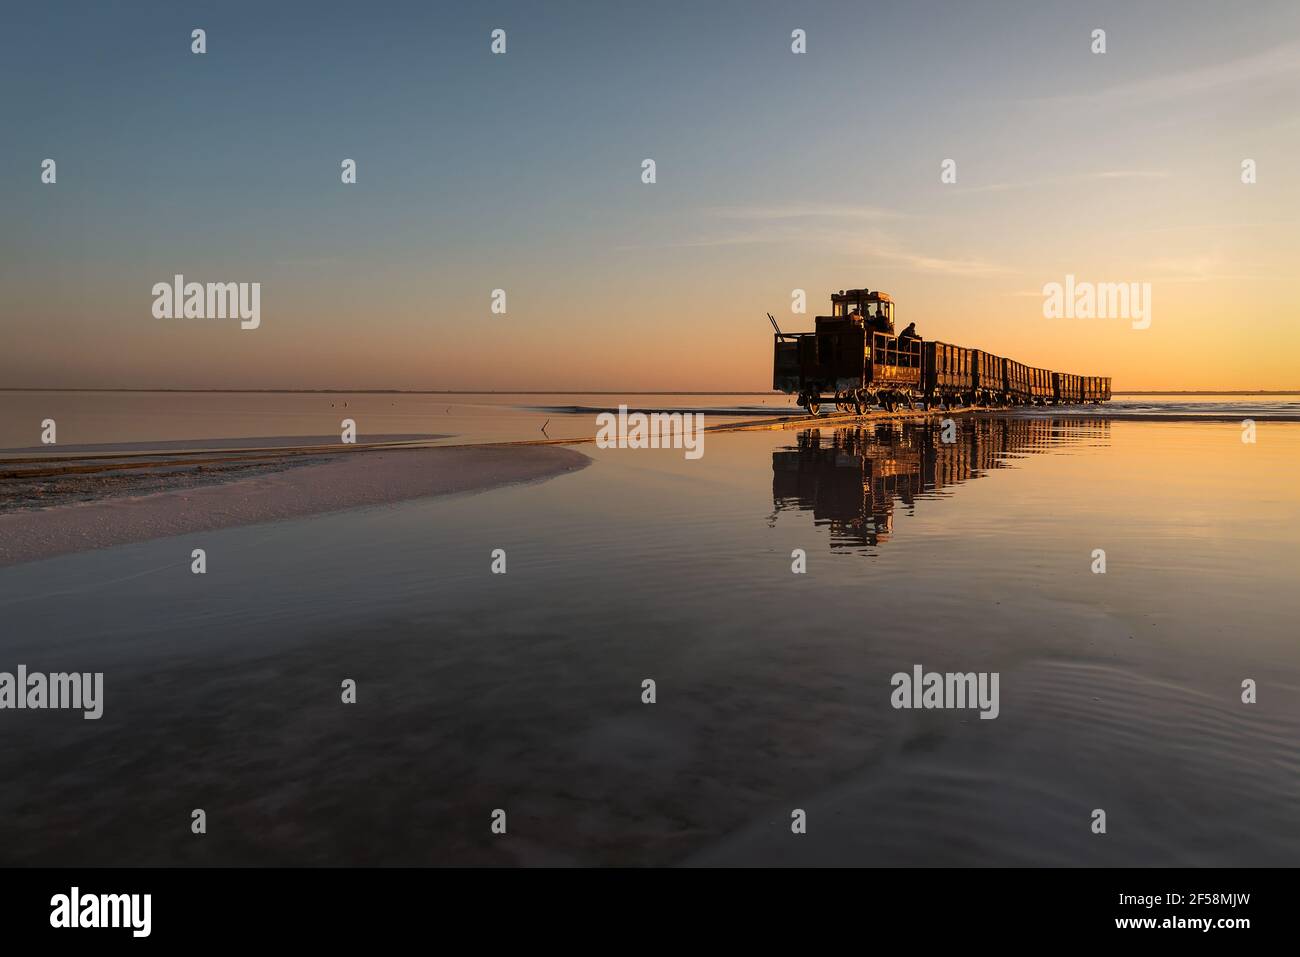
[0,867,1285,943]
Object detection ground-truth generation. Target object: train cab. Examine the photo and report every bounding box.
[828,289,895,335]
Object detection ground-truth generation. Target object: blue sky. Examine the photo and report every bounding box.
[3,0,1298,389]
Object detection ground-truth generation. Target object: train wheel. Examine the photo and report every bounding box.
[806,398,821,416]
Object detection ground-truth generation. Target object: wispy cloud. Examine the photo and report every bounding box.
[954,170,1169,195]
[1142,254,1294,284]
[1014,257,1296,290]
[1037,40,1300,106]
[861,244,1009,278]
[701,204,904,221]
[622,208,1010,277]
[1093,171,1169,180]
[1146,255,1221,278]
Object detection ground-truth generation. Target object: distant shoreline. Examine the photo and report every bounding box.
[3,389,1298,396]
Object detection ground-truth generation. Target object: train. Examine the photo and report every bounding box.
[772,287,1111,414]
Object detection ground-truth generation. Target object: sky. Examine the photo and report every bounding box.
[2,0,1297,391]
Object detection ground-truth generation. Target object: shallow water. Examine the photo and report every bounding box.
[0,416,1297,865]
[0,391,775,452]
[4,391,1299,455]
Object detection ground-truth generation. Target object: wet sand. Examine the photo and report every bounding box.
[0,444,590,567]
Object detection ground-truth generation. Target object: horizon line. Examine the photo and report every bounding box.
[3,388,1300,396]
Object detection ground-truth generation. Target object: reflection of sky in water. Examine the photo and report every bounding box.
[0,420,1297,866]
[0,392,787,452]
[4,392,1300,454]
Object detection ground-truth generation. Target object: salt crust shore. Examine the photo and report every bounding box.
[0,445,590,567]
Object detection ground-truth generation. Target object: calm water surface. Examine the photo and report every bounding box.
[3,390,1300,452]
[0,391,778,451]
[0,413,1297,865]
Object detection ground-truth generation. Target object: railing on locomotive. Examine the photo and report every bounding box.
[870,331,921,368]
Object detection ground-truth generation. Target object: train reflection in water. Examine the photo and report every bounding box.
[771,417,1111,550]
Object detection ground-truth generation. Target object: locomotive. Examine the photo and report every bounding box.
[772,287,1111,415]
